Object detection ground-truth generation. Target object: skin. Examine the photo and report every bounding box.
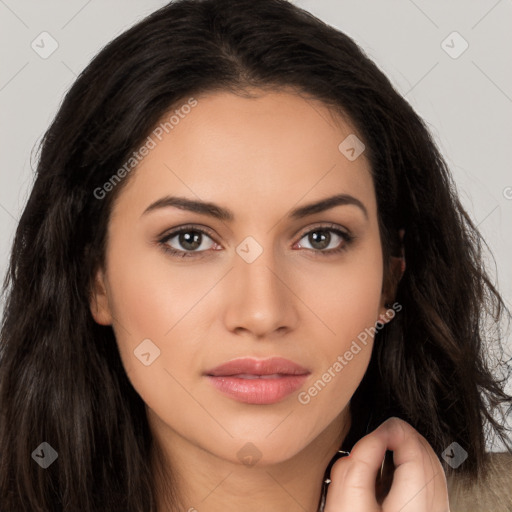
[89,88,449,511]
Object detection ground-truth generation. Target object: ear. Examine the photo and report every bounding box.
[378,229,406,323]
[89,266,113,326]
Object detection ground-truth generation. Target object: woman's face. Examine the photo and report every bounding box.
[90,89,393,466]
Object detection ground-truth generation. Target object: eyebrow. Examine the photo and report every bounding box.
[141,193,368,221]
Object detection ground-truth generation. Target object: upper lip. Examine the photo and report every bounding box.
[205,357,310,377]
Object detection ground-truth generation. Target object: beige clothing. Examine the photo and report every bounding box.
[447,452,512,512]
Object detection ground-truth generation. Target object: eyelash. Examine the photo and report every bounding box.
[157,223,355,259]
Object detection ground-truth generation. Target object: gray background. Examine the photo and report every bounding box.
[1,0,511,448]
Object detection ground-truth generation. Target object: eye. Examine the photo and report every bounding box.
[294,224,354,256]
[158,225,219,258]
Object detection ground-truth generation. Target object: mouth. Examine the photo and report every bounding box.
[224,373,292,379]
[204,357,310,404]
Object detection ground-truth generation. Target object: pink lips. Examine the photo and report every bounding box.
[204,357,310,404]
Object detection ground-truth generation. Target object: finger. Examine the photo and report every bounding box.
[323,425,388,512]
[373,418,450,512]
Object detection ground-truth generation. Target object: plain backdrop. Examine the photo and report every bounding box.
[0,0,511,448]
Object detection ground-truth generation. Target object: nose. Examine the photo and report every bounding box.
[222,245,299,340]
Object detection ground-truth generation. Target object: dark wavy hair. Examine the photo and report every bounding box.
[1,0,511,510]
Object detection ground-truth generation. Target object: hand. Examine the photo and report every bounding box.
[323,417,450,512]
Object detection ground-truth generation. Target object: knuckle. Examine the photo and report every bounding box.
[330,455,374,486]
[381,416,420,443]
[329,457,351,481]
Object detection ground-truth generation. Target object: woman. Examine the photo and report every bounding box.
[1,0,511,510]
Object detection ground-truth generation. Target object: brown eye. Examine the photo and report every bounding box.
[295,225,354,255]
[159,226,218,258]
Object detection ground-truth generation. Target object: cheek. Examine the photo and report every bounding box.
[103,243,210,394]
[294,240,383,418]
[298,342,372,433]
[296,279,380,433]
[296,239,384,343]
[106,237,214,340]
[105,256,207,427]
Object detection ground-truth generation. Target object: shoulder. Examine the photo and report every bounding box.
[446,452,512,512]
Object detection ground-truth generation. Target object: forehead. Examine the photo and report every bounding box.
[112,89,377,224]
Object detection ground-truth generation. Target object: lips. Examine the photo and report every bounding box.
[204,357,311,405]
[205,357,310,377]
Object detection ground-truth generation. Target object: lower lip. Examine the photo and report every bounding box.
[206,374,309,404]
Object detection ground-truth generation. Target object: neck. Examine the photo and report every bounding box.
[150,407,351,512]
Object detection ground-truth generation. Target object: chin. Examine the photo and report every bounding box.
[217,433,312,468]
